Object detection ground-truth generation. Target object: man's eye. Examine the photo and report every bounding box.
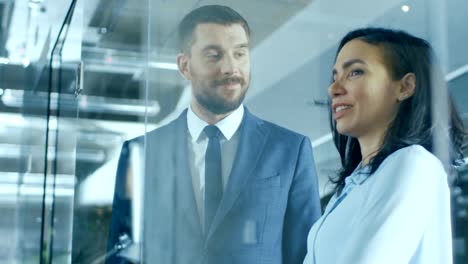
[235,51,246,58]
[206,53,220,59]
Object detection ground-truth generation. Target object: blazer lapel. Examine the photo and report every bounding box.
[206,109,269,241]
[172,110,203,239]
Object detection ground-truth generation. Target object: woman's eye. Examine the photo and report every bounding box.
[349,69,364,77]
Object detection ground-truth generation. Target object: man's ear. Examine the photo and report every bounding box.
[397,72,416,102]
[176,53,191,80]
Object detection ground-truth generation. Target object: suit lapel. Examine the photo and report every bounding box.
[172,110,203,239]
[206,109,269,241]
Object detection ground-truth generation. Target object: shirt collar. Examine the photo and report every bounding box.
[345,163,372,186]
[328,163,372,214]
[187,104,244,143]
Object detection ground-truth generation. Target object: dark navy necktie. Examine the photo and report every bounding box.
[203,125,222,235]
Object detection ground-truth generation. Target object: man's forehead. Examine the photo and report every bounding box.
[191,23,249,46]
[194,22,247,32]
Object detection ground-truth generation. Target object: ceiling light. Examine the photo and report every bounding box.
[22,58,30,67]
[2,89,160,117]
[401,5,410,12]
[28,0,43,10]
[148,62,178,71]
[0,184,74,197]
[0,57,10,64]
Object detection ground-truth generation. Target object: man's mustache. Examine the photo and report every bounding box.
[213,77,244,86]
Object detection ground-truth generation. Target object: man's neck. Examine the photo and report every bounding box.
[190,102,233,125]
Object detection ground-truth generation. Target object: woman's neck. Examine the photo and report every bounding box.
[358,134,385,167]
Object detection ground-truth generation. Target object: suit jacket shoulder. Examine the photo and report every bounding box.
[246,110,309,144]
[127,110,187,147]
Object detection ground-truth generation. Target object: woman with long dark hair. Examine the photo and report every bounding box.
[303,28,466,264]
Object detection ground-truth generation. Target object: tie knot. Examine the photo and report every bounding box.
[204,125,221,139]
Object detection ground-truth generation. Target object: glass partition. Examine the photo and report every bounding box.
[0,0,81,262]
[70,0,151,262]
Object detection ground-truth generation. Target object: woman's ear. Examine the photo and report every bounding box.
[397,73,416,102]
[176,53,191,80]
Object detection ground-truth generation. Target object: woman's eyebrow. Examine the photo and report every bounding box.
[332,58,366,75]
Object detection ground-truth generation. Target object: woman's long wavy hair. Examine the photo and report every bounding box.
[330,28,467,194]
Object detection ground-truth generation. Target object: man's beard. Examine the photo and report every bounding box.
[194,77,248,115]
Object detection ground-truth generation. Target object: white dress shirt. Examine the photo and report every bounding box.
[303,145,452,264]
[187,104,244,229]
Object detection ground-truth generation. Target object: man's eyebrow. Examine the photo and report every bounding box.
[234,43,249,49]
[332,59,366,75]
[201,43,249,51]
[201,45,222,52]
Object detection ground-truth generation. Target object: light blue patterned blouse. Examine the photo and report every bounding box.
[303,145,452,264]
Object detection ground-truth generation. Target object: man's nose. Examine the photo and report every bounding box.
[220,55,238,76]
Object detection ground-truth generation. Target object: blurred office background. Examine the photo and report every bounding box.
[0,0,467,263]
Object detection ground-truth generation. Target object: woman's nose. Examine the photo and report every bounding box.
[328,80,345,98]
